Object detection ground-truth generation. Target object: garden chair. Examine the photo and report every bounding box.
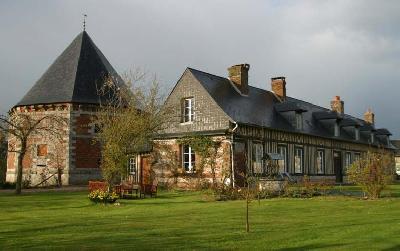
[121,180,140,199]
[140,180,158,198]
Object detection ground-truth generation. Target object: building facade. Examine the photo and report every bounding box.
[391,140,400,176]
[152,64,396,187]
[6,31,124,185]
[6,31,396,188]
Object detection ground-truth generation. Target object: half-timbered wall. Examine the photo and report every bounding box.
[235,124,391,180]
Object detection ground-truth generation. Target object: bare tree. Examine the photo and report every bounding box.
[95,69,173,188]
[0,112,67,194]
[0,131,7,185]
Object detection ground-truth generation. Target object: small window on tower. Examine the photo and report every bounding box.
[37,144,48,157]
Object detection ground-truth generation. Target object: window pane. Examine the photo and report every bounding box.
[252,143,263,174]
[183,145,195,173]
[316,150,324,174]
[295,148,303,173]
[278,146,287,173]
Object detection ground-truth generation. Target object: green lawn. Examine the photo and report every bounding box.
[1,186,400,250]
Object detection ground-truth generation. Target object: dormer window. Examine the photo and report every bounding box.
[355,127,360,141]
[334,122,340,137]
[182,97,194,123]
[295,112,303,130]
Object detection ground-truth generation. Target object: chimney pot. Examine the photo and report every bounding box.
[331,96,344,114]
[271,77,286,101]
[364,108,375,125]
[228,64,250,95]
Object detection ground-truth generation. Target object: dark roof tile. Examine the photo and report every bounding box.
[17,31,123,106]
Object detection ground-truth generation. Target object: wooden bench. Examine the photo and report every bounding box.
[120,181,140,199]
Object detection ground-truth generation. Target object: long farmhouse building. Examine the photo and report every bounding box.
[6,31,396,187]
[153,64,396,187]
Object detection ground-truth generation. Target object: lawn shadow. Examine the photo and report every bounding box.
[382,245,400,251]
[278,243,347,251]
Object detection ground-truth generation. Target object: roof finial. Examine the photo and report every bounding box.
[83,14,87,31]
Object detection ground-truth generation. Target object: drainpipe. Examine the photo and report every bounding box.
[223,121,238,188]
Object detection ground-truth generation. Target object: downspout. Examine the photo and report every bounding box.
[222,122,238,187]
[230,122,238,187]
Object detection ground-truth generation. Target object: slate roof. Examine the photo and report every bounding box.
[17,31,124,106]
[187,67,395,149]
[391,140,400,154]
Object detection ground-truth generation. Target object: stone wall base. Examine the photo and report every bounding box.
[5,168,102,186]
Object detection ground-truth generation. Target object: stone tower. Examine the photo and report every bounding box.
[6,31,124,185]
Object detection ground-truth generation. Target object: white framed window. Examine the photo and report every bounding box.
[345,152,352,168]
[128,156,137,175]
[316,149,325,174]
[294,147,303,174]
[334,122,340,137]
[182,98,194,123]
[355,128,360,141]
[295,112,303,130]
[183,145,195,173]
[277,145,287,173]
[252,142,263,174]
[354,152,361,162]
[395,157,400,175]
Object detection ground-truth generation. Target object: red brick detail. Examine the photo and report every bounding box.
[74,138,101,168]
[7,153,15,169]
[37,144,48,157]
[75,115,92,135]
[22,151,32,169]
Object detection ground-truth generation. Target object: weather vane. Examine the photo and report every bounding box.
[83,14,87,31]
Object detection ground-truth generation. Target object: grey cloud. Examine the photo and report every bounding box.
[0,0,398,137]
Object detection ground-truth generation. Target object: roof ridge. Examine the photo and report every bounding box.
[71,31,86,102]
[188,66,373,127]
[187,67,228,81]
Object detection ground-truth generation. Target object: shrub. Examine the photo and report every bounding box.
[282,176,334,198]
[213,184,243,201]
[88,189,119,204]
[347,151,394,199]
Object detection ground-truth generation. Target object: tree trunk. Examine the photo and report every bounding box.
[15,144,26,195]
[246,183,250,233]
[57,168,62,187]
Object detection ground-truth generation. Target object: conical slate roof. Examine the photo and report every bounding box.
[17,31,123,106]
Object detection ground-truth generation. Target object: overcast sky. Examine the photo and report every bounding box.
[0,0,399,137]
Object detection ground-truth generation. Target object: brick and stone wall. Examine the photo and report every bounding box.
[6,103,102,186]
[68,104,102,184]
[152,136,232,188]
[162,70,231,135]
[6,104,71,186]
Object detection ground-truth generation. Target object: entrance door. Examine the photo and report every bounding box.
[233,141,247,187]
[140,156,151,185]
[333,151,343,183]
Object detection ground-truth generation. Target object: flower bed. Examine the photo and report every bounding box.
[88,189,119,204]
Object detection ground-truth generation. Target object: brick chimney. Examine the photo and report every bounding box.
[364,108,375,125]
[228,64,250,95]
[271,77,286,101]
[330,96,344,114]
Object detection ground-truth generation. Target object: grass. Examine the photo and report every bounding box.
[1,186,400,250]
